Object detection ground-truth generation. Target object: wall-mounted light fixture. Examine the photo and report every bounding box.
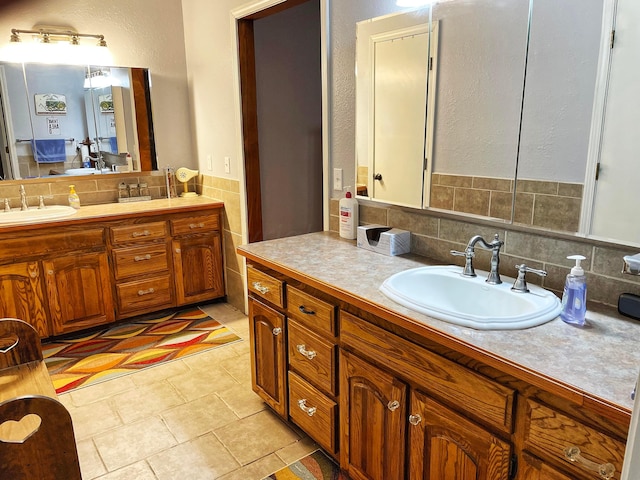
[0,25,112,65]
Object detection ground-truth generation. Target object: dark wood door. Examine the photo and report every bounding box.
[173,232,224,305]
[248,297,287,417]
[0,261,49,337]
[408,390,512,480]
[339,350,407,480]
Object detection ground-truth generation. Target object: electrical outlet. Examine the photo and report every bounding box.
[207,154,213,171]
[333,168,343,191]
[224,156,230,174]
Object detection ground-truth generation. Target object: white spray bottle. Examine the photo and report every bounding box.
[339,187,358,240]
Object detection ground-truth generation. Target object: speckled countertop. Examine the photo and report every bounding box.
[238,231,640,413]
[0,197,223,230]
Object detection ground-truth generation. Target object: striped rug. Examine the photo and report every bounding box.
[43,307,241,394]
[264,450,347,480]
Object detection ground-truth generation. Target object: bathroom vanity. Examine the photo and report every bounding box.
[239,232,636,480]
[0,198,225,338]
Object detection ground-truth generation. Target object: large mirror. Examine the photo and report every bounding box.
[354,0,609,238]
[0,62,157,180]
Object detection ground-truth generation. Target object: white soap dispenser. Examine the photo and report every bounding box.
[339,187,358,240]
[560,254,587,326]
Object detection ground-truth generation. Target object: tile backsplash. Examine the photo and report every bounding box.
[330,199,640,309]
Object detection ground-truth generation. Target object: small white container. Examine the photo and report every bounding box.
[339,190,358,239]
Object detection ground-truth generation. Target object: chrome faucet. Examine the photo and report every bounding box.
[511,264,548,293]
[19,185,28,211]
[451,233,504,284]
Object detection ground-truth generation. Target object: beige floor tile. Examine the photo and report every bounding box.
[230,340,250,356]
[161,393,239,443]
[275,437,319,465]
[148,432,240,480]
[69,375,137,406]
[181,342,240,371]
[201,302,247,324]
[219,352,252,384]
[95,461,157,480]
[113,381,185,424]
[93,416,177,471]
[130,359,191,386]
[218,453,286,480]
[70,399,123,440]
[57,391,75,410]
[169,365,240,401]
[214,410,301,465]
[216,383,266,419]
[76,438,107,479]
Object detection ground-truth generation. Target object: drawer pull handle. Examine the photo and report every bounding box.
[409,414,422,426]
[134,254,152,262]
[298,305,316,315]
[132,230,151,238]
[272,327,282,336]
[189,222,206,229]
[138,288,155,296]
[564,446,615,479]
[296,344,317,360]
[252,282,270,295]
[297,399,317,417]
[387,400,400,412]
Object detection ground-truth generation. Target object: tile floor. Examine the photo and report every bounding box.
[57,302,318,480]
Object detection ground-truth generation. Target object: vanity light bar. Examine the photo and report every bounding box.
[10,26,107,47]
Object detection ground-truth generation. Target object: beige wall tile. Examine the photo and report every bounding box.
[360,204,388,225]
[439,219,506,246]
[224,229,243,275]
[513,192,534,225]
[504,231,592,267]
[489,191,514,221]
[389,208,438,237]
[558,182,583,198]
[453,188,490,216]
[430,184,454,210]
[532,195,581,232]
[436,174,473,188]
[226,269,246,312]
[473,177,513,192]
[594,246,640,281]
[516,179,558,195]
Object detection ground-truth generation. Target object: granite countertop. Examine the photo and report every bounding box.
[0,197,223,230]
[238,231,640,413]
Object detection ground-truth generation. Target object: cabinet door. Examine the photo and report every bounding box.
[339,350,407,480]
[172,232,224,305]
[249,297,287,417]
[43,252,115,335]
[519,452,574,480]
[409,390,512,480]
[0,262,49,337]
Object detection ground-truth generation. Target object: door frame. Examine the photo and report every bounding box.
[230,0,331,244]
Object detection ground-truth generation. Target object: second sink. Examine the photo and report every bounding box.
[380,265,562,330]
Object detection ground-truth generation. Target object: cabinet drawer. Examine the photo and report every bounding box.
[113,243,169,279]
[523,399,625,480]
[247,266,284,308]
[288,371,337,455]
[288,320,337,396]
[171,213,219,236]
[116,275,174,314]
[340,312,515,434]
[111,222,167,245]
[287,286,336,336]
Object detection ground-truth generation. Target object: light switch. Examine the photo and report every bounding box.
[334,168,343,191]
[224,156,230,174]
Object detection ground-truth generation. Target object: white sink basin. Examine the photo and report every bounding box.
[0,205,78,225]
[64,168,111,175]
[380,265,562,330]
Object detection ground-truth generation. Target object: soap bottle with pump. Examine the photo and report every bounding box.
[68,185,81,209]
[560,254,587,326]
[339,187,358,240]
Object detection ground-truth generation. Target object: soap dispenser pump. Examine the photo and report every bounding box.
[560,254,587,326]
[68,185,81,209]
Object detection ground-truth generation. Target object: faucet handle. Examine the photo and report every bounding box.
[451,249,474,259]
[511,264,547,293]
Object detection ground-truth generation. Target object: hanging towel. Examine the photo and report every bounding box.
[31,139,67,163]
[109,137,118,153]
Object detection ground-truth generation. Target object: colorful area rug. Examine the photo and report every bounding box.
[264,450,347,480]
[43,308,241,394]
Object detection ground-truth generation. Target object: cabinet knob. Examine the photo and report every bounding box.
[134,254,152,262]
[138,288,155,296]
[132,230,151,238]
[253,282,270,295]
[409,414,422,426]
[297,399,317,417]
[272,327,282,336]
[189,222,205,229]
[387,400,400,412]
[564,446,615,479]
[296,344,317,360]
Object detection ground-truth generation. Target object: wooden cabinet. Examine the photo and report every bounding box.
[340,350,407,480]
[0,262,48,337]
[43,252,114,335]
[409,390,511,480]
[249,297,287,417]
[520,452,575,480]
[0,203,225,338]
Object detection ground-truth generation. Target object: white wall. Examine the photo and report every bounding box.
[0,0,194,170]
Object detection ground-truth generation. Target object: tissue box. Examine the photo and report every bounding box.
[357,225,410,256]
